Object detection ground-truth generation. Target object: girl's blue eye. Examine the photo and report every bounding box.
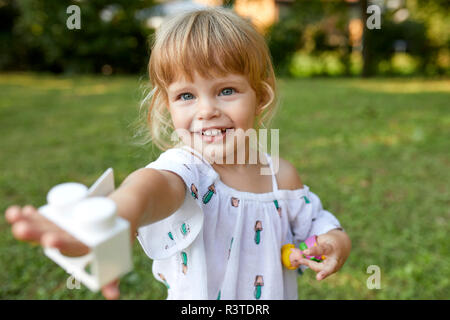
[179,93,194,101]
[220,88,235,96]
[178,88,235,100]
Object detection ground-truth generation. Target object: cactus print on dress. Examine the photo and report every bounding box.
[202,184,216,204]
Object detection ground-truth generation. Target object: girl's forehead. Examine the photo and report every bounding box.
[169,70,250,86]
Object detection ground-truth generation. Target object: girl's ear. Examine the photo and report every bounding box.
[255,81,275,116]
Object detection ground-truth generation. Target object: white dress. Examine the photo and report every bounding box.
[136,146,342,300]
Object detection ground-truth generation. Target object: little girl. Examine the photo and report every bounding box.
[5,7,351,300]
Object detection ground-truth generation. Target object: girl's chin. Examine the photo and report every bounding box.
[186,135,237,164]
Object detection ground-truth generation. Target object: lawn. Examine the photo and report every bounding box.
[0,73,448,299]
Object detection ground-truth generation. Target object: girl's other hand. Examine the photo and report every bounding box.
[5,205,120,299]
[297,229,351,281]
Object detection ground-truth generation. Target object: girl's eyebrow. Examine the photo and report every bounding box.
[214,78,246,87]
[168,84,193,94]
[213,74,247,84]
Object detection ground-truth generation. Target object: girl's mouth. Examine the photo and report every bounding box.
[196,128,234,143]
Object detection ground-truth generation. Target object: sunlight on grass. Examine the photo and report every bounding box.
[0,73,75,89]
[345,78,450,93]
[0,73,136,95]
[72,84,109,95]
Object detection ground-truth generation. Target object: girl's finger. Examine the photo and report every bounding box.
[22,205,38,217]
[12,221,43,242]
[41,232,90,257]
[316,258,338,281]
[303,242,333,257]
[5,205,24,224]
[297,257,324,273]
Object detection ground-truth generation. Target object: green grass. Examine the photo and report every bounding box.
[0,73,448,299]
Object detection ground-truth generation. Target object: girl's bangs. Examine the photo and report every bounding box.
[150,13,251,88]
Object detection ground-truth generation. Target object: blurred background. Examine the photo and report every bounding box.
[1,0,449,76]
[0,0,449,300]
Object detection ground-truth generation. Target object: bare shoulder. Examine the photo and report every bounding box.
[275,157,304,190]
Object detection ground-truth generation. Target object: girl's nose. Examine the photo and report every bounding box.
[196,97,220,120]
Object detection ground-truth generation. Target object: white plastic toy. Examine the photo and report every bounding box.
[38,168,132,292]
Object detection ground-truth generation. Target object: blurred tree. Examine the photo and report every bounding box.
[2,0,448,76]
[0,0,22,70]
[361,0,440,77]
[360,0,371,77]
[1,0,156,74]
[364,19,429,75]
[267,0,351,77]
[266,0,325,76]
[267,0,449,77]
[405,0,450,75]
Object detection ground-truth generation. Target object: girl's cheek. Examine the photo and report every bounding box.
[170,109,191,129]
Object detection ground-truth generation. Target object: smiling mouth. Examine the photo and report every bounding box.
[200,128,234,136]
[191,127,235,142]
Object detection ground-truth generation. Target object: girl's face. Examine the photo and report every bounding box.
[166,71,260,162]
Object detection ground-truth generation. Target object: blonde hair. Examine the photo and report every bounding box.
[138,7,279,150]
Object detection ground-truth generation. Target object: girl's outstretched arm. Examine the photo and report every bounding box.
[4,167,186,299]
[108,167,186,239]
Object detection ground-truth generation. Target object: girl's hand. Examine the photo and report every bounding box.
[297,229,351,281]
[5,205,120,299]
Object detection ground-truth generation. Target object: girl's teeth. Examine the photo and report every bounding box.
[200,128,233,136]
[203,129,223,136]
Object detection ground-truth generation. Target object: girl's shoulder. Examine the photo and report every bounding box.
[275,157,304,191]
[147,146,218,181]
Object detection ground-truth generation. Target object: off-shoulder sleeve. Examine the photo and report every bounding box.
[287,186,342,246]
[136,148,218,260]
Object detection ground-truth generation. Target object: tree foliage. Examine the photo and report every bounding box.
[266,0,449,77]
[1,0,155,74]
